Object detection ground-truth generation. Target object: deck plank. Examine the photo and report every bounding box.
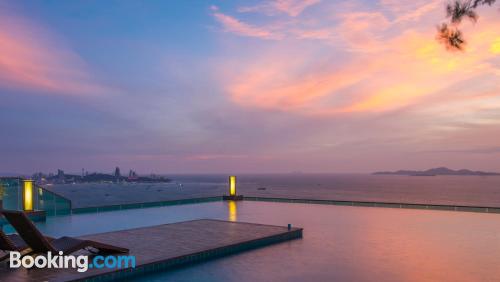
[0,219,302,282]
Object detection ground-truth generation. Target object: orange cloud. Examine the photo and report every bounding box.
[213,0,500,120]
[335,28,500,114]
[222,24,500,115]
[491,37,500,54]
[0,13,111,96]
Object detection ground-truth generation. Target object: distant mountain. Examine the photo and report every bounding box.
[373,167,500,176]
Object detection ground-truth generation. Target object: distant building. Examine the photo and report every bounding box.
[57,169,65,183]
[114,167,121,182]
[128,169,138,181]
[114,167,121,177]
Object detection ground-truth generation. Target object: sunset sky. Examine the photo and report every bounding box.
[1,0,499,174]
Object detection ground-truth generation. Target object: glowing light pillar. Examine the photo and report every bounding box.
[22,179,34,211]
[229,176,236,196]
[224,176,241,201]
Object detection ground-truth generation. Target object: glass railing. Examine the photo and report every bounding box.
[37,186,72,216]
[0,177,23,211]
[0,177,72,216]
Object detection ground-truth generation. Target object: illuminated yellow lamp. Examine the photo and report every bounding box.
[223,175,242,200]
[22,179,34,211]
[229,176,236,196]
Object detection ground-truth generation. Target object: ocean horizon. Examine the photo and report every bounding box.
[44,173,500,209]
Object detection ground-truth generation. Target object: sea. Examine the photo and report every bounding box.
[171,173,500,206]
[30,174,500,281]
[46,173,500,208]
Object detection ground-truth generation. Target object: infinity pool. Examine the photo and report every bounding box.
[3,201,500,281]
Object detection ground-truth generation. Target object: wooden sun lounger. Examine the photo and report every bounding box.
[0,224,55,261]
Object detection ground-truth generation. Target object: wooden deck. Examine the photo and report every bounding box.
[0,219,303,282]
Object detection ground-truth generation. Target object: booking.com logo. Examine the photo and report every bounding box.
[9,251,136,272]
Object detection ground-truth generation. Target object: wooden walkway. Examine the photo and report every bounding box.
[0,219,302,282]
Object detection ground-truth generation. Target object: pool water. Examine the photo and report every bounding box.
[3,201,500,281]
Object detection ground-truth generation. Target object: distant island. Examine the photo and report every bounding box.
[373,167,500,176]
[32,167,170,185]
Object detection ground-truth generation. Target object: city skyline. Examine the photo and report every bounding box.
[1,0,500,174]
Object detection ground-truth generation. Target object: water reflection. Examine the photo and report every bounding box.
[3,200,500,281]
[228,201,237,222]
[134,201,500,281]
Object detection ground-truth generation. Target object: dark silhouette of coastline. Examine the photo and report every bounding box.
[32,167,170,184]
[374,167,500,176]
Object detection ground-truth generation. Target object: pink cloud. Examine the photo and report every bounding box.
[392,0,441,23]
[292,28,335,40]
[239,0,321,17]
[212,8,281,39]
[0,13,112,96]
[334,11,391,52]
[273,0,321,16]
[226,54,373,111]
[185,154,248,161]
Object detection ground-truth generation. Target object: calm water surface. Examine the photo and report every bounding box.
[49,174,500,208]
[3,201,500,281]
